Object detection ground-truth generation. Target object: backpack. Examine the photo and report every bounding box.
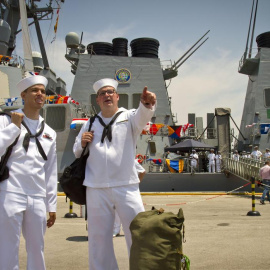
[129,207,189,270]
[59,115,96,205]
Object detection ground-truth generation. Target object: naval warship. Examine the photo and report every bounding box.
[0,0,268,193]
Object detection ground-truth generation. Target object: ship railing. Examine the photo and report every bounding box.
[149,164,164,173]
[182,128,217,139]
[224,156,264,180]
[196,128,217,139]
[160,59,174,70]
[238,47,259,72]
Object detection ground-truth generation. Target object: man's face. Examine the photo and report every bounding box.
[21,84,46,109]
[96,86,119,111]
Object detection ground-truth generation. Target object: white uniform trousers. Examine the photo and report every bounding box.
[113,212,121,234]
[190,160,197,173]
[0,190,47,270]
[86,184,144,270]
[209,162,215,173]
[216,162,221,172]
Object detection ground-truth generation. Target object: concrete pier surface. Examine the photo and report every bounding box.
[19,194,270,270]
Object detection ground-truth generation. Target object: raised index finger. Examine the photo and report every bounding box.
[142,86,148,96]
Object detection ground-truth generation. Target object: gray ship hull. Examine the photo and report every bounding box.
[139,173,257,193]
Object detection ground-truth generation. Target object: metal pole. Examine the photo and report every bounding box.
[248,0,258,58]
[65,200,78,218]
[247,177,261,216]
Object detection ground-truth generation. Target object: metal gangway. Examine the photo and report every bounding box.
[224,156,266,181]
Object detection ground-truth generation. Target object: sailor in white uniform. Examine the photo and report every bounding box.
[264,148,270,159]
[73,78,156,270]
[0,75,57,270]
[189,149,198,174]
[251,146,262,160]
[232,150,240,161]
[113,159,146,237]
[215,151,222,172]
[208,149,216,173]
[242,151,248,158]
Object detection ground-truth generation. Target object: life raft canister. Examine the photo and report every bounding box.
[136,154,144,164]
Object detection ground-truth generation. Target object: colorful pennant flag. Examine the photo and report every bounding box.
[166,159,184,173]
[183,123,194,133]
[70,118,88,129]
[51,6,60,43]
[5,97,18,106]
[56,95,71,104]
[147,158,163,165]
[168,125,182,138]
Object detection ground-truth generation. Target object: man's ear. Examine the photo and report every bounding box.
[21,91,26,99]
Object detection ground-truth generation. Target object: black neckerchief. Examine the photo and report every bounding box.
[22,120,47,160]
[96,111,123,143]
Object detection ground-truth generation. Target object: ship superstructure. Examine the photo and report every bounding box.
[237,0,270,153]
[64,32,219,171]
[0,0,66,99]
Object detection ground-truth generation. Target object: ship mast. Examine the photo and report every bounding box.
[19,0,34,72]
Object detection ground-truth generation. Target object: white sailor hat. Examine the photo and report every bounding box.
[17,73,48,93]
[93,78,118,93]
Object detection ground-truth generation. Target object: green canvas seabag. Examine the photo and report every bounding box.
[130,208,189,270]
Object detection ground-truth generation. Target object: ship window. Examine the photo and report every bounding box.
[264,88,270,107]
[45,106,66,131]
[133,94,141,108]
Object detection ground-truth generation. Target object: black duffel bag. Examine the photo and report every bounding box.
[59,115,96,205]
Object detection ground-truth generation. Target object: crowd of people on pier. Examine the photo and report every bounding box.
[166,146,270,174]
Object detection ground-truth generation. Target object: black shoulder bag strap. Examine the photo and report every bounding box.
[80,114,97,221]
[96,111,123,143]
[80,114,97,157]
[0,112,20,176]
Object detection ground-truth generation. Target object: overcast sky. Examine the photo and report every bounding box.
[18,0,270,128]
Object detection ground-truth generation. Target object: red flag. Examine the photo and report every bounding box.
[183,123,194,133]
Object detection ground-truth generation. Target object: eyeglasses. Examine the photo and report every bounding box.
[97,90,116,96]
